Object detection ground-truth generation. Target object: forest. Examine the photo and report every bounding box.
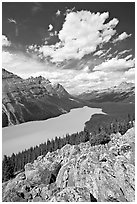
[2,113,134,182]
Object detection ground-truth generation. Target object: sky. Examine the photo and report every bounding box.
[2,2,135,94]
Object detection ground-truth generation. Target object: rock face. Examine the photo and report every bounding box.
[2,68,84,127]
[2,127,135,202]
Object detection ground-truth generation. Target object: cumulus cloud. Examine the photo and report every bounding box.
[82,66,90,73]
[1,48,113,93]
[93,57,135,72]
[48,24,53,31]
[2,35,11,47]
[2,51,47,77]
[3,9,134,94]
[124,68,135,82]
[56,9,61,16]
[36,10,119,63]
[2,51,13,64]
[113,32,132,43]
[2,48,135,94]
[65,7,75,15]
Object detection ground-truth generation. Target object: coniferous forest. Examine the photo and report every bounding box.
[2,113,134,182]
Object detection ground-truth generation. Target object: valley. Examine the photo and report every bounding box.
[2,2,135,202]
[2,69,135,203]
[2,69,135,157]
[3,106,105,156]
[2,69,85,127]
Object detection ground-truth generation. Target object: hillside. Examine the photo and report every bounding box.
[2,126,135,202]
[2,68,84,127]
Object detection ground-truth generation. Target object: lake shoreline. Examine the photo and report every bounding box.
[3,106,105,156]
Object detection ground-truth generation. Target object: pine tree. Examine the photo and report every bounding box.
[2,155,14,182]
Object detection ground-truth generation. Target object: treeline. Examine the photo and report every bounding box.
[2,113,134,182]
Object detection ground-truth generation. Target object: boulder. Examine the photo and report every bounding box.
[25,163,51,185]
[50,187,91,202]
[2,127,135,202]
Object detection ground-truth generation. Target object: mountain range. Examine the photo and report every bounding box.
[2,68,135,128]
[2,69,135,202]
[78,82,135,103]
[2,68,84,127]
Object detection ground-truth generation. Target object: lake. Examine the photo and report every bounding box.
[2,106,106,156]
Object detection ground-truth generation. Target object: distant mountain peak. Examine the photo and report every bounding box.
[53,83,70,97]
[117,81,134,89]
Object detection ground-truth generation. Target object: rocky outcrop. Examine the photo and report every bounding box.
[2,127,135,202]
[2,69,84,127]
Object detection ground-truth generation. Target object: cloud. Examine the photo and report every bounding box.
[3,7,134,94]
[2,51,13,64]
[94,48,112,58]
[118,49,132,56]
[1,49,112,93]
[56,10,61,16]
[2,6,134,95]
[65,7,75,15]
[82,66,90,73]
[100,48,112,58]
[124,54,132,60]
[8,18,18,36]
[2,51,47,77]
[54,31,57,36]
[93,50,104,56]
[107,53,112,58]
[124,68,135,82]
[2,48,135,94]
[36,10,119,63]
[2,35,11,47]
[8,18,17,24]
[113,32,132,43]
[104,48,112,55]
[48,24,53,31]
[93,57,135,72]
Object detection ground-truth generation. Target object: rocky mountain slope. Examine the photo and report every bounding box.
[2,68,84,127]
[78,82,135,103]
[2,126,135,202]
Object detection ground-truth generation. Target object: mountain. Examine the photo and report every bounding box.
[53,83,70,98]
[116,81,134,89]
[2,126,135,202]
[78,82,135,103]
[2,69,84,127]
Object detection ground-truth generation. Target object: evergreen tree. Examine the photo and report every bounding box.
[2,114,134,182]
[2,155,14,182]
